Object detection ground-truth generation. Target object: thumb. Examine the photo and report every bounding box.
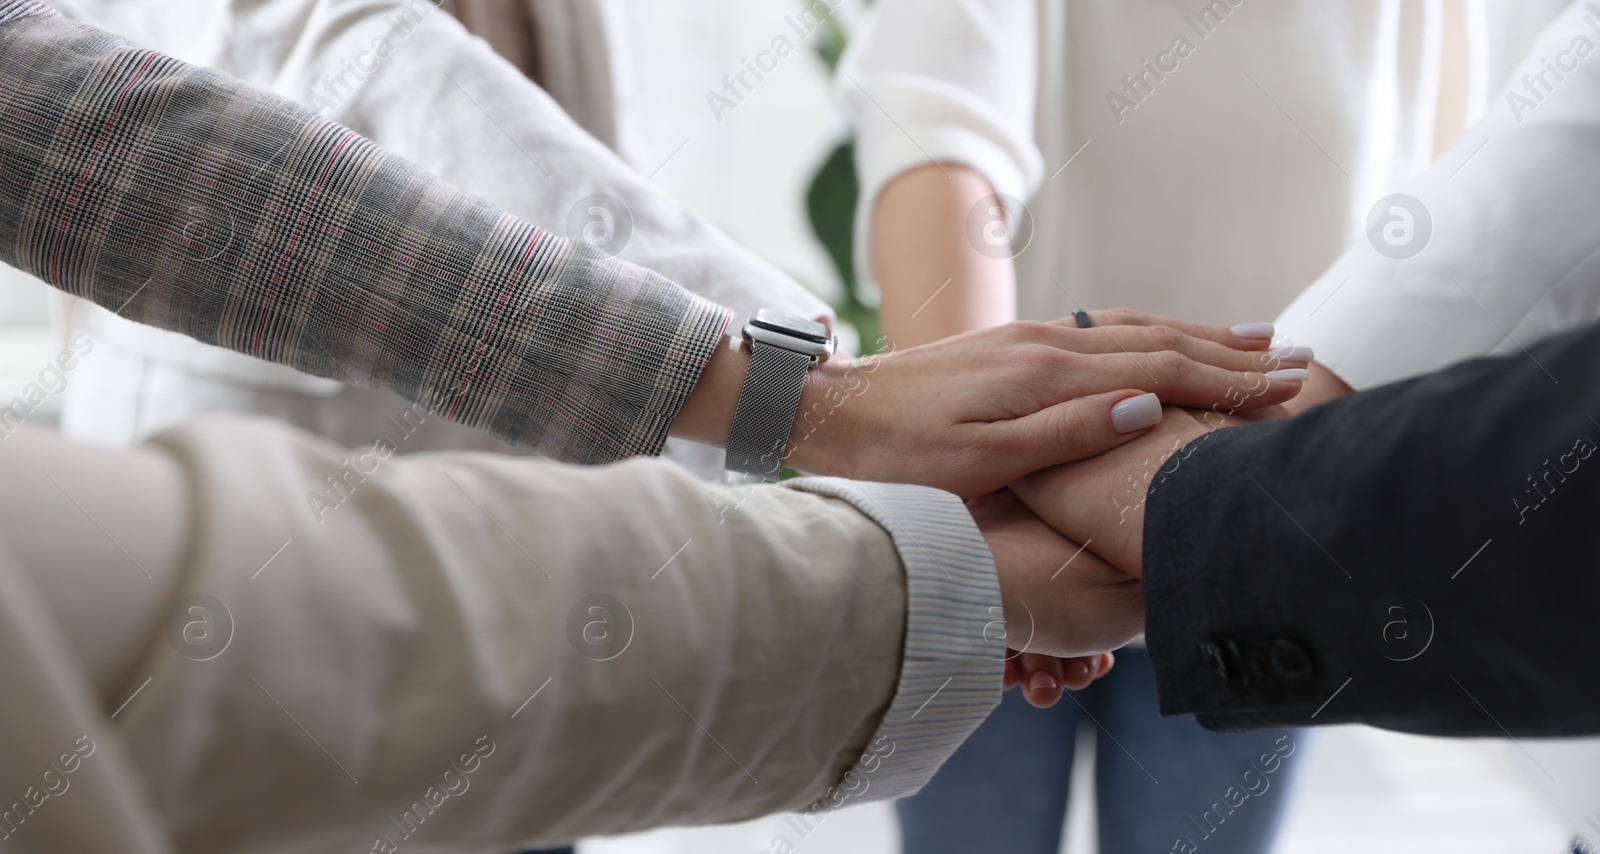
[996,390,1162,480]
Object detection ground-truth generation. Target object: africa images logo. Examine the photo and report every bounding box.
[1366,194,1432,261]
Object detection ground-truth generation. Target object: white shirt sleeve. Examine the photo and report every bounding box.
[49,0,833,328]
[1276,0,1600,390]
[839,0,1043,286]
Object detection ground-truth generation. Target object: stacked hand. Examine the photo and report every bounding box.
[995,404,1291,705]
[684,306,1305,707]
[785,309,1305,496]
[910,315,1305,708]
[1010,403,1250,573]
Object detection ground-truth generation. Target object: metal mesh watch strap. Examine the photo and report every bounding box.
[724,340,813,479]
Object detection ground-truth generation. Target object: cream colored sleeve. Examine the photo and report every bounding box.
[0,416,1001,852]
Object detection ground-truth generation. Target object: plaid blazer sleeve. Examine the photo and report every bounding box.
[0,0,732,463]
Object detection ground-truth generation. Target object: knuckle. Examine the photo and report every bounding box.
[1238,368,1270,393]
[1105,307,1143,326]
[1009,320,1054,342]
[1054,348,1084,371]
[1052,405,1096,455]
[1145,325,1184,351]
[1148,349,1188,378]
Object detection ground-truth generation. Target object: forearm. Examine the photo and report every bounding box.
[1145,321,1600,735]
[1273,0,1600,391]
[10,415,1002,848]
[0,2,728,464]
[842,0,1043,351]
[0,2,1294,502]
[871,164,1017,348]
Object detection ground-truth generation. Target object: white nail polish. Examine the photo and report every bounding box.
[1111,392,1162,434]
[1266,368,1310,382]
[1230,322,1275,339]
[1266,345,1314,363]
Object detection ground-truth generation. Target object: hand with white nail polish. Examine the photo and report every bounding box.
[782,310,1306,497]
[1266,345,1315,365]
[1230,322,1277,341]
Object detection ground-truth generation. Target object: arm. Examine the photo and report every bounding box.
[0,417,944,848]
[840,0,1039,348]
[48,0,834,326]
[0,1,728,465]
[0,410,1142,848]
[1276,0,1600,396]
[1014,320,1600,736]
[0,1,1304,496]
[870,163,1017,347]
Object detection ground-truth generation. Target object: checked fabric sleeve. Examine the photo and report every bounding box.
[0,0,731,463]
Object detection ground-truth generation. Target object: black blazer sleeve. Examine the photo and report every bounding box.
[1144,319,1600,736]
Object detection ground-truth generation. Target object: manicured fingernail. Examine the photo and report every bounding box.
[1067,659,1090,680]
[1230,322,1275,339]
[1028,672,1059,693]
[1266,368,1310,382]
[1266,345,1314,363]
[1111,392,1162,434]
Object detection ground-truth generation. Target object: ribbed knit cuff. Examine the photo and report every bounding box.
[783,477,1004,803]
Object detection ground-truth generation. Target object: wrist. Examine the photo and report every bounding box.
[1125,411,1217,562]
[982,537,1029,649]
[670,335,746,447]
[672,329,871,477]
[783,353,870,477]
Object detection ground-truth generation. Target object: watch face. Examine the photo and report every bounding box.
[749,309,831,345]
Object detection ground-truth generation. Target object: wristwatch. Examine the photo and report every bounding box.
[724,309,836,479]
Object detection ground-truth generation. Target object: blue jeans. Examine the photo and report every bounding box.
[896,648,1307,854]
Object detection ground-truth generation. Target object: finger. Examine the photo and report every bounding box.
[1048,324,1313,373]
[1012,413,1221,574]
[1054,307,1278,351]
[1096,652,1116,679]
[1013,653,1057,680]
[1019,654,1067,708]
[997,390,1163,471]
[1002,656,1023,691]
[1059,655,1098,691]
[1018,653,1103,692]
[1009,454,1165,576]
[1017,651,1115,694]
[1055,351,1307,412]
[1079,652,1115,685]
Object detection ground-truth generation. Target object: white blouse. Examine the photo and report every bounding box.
[841,0,1574,346]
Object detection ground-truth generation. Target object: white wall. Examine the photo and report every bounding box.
[618,0,857,304]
